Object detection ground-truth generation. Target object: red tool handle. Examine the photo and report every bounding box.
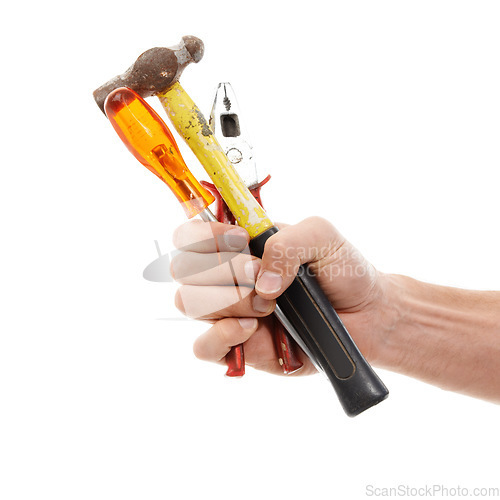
[202,176,303,376]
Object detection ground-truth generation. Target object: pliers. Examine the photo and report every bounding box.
[201,83,303,377]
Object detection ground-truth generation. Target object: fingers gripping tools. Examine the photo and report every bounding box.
[94,37,389,415]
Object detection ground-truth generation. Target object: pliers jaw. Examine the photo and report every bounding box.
[209,82,260,189]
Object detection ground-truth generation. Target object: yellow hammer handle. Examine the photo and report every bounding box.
[158,82,273,239]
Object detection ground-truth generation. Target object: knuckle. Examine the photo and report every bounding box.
[174,287,187,314]
[171,223,186,249]
[169,253,183,281]
[171,227,182,250]
[171,221,192,249]
[302,216,338,241]
[303,215,329,226]
[192,335,208,360]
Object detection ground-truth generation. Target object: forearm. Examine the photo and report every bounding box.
[376,274,500,402]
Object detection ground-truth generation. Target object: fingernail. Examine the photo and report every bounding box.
[256,271,283,295]
[244,260,261,281]
[253,295,273,313]
[238,317,258,330]
[223,228,248,250]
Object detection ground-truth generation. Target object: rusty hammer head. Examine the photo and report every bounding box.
[93,35,204,113]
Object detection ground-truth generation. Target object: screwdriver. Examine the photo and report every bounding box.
[104,87,245,376]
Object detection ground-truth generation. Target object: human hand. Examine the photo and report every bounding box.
[171,217,390,375]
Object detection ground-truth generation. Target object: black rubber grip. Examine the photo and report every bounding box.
[250,227,389,416]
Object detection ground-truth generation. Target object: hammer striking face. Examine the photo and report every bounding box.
[93,35,204,113]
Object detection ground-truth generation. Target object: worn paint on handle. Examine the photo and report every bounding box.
[158,82,273,238]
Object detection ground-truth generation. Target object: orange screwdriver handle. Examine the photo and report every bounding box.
[104,87,214,219]
[202,177,303,375]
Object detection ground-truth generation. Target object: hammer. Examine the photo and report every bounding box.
[94,37,389,415]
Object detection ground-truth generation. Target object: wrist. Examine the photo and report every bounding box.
[364,272,407,368]
[372,273,500,401]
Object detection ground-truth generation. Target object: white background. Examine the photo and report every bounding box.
[1,1,499,499]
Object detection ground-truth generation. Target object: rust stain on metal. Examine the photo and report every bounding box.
[92,35,205,113]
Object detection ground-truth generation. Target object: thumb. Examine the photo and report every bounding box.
[254,217,345,300]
